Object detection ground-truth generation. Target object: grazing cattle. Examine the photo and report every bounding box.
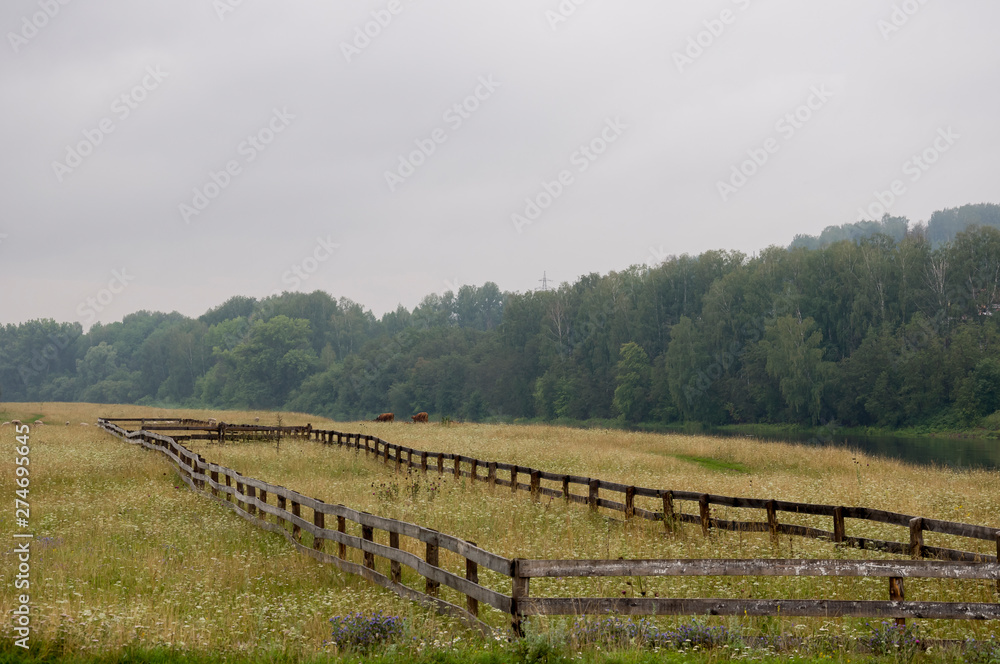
[65,421,70,426]
[411,412,429,423]
[34,420,44,425]
[375,413,394,423]
[11,420,22,425]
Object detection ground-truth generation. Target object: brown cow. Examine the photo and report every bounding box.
[411,412,429,423]
[375,413,394,423]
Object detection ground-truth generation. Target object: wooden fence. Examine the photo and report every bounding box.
[98,418,1000,635]
[293,426,1000,565]
[100,417,313,442]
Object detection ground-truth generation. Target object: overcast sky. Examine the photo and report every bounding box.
[2,1,998,329]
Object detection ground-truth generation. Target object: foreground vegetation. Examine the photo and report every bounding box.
[2,402,1000,663]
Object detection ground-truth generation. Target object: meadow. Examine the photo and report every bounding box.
[2,402,1000,663]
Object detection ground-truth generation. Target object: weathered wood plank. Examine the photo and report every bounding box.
[517,558,1000,580]
[518,598,1000,620]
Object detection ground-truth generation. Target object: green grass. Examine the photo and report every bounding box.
[672,454,749,473]
[0,410,46,423]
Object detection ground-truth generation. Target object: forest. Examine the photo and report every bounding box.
[4,202,1000,433]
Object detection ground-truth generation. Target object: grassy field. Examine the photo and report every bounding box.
[2,402,1000,663]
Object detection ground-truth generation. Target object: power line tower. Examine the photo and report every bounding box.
[538,271,552,291]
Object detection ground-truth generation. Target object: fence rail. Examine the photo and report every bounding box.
[99,418,1000,635]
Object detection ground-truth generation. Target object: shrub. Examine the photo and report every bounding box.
[325,611,406,653]
[858,621,922,662]
[569,616,731,651]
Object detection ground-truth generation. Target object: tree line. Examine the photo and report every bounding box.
[3,202,1000,432]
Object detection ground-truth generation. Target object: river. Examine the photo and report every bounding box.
[705,428,1000,472]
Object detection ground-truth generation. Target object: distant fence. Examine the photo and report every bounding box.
[99,418,1000,635]
[100,417,312,442]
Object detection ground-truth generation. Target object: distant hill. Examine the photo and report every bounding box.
[789,202,1000,250]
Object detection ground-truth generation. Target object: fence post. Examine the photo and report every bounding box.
[210,470,219,497]
[466,540,479,618]
[511,466,519,494]
[383,443,389,465]
[996,531,1000,594]
[470,458,478,483]
[909,517,924,559]
[488,462,497,487]
[662,491,675,533]
[390,531,401,583]
[313,506,325,553]
[530,471,540,502]
[699,494,710,536]
[588,480,599,512]
[425,534,440,597]
[246,485,257,516]
[225,474,232,503]
[562,476,570,502]
[338,515,347,559]
[193,455,205,489]
[395,446,402,472]
[421,451,428,473]
[454,455,462,481]
[258,488,268,521]
[437,453,444,476]
[833,507,845,544]
[625,486,636,520]
[766,500,778,544]
[889,576,905,626]
[236,481,245,511]
[511,559,528,638]
[362,525,375,569]
[292,501,302,541]
[277,494,287,529]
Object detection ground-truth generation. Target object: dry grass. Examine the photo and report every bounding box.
[2,402,999,657]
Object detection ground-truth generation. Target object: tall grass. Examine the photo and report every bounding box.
[2,402,999,661]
